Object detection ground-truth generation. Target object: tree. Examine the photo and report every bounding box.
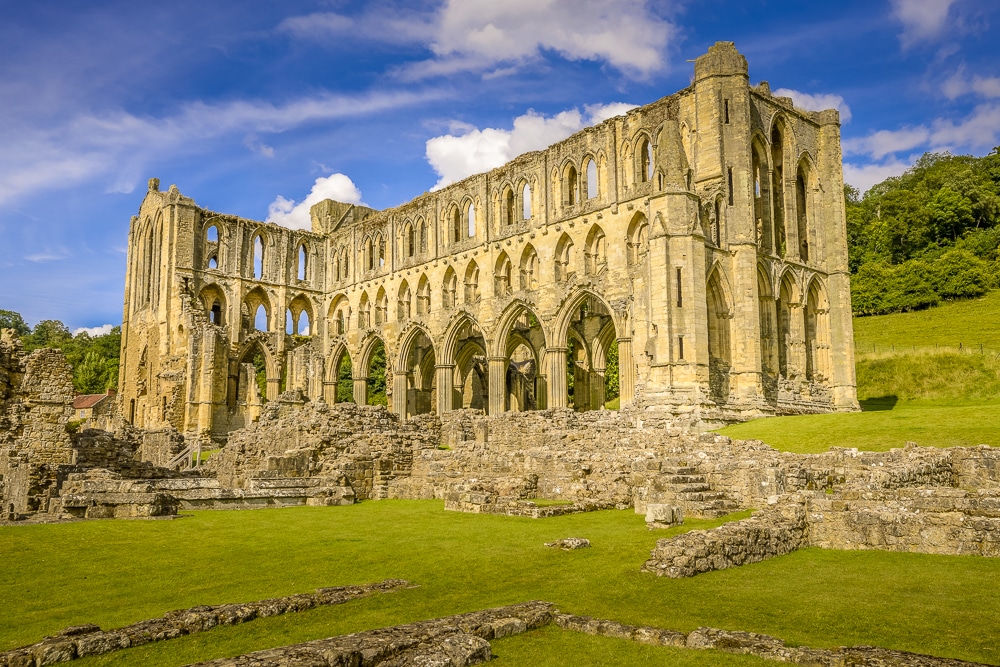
[0,310,30,336]
[24,319,72,350]
[75,351,111,394]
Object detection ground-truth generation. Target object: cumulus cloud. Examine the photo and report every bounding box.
[843,158,912,193]
[772,88,852,122]
[278,1,676,79]
[0,88,445,207]
[266,173,364,230]
[426,103,636,189]
[844,103,1000,160]
[73,323,115,337]
[890,0,960,47]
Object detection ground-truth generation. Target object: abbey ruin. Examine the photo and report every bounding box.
[117,42,858,441]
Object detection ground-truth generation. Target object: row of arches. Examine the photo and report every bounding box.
[131,214,164,313]
[201,224,317,284]
[751,116,818,262]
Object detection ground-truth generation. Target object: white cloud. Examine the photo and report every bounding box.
[843,158,912,193]
[890,0,959,47]
[279,1,676,79]
[843,102,1000,160]
[73,323,114,337]
[25,250,70,262]
[942,66,1000,100]
[0,88,446,207]
[266,173,364,231]
[772,88,852,123]
[425,103,636,189]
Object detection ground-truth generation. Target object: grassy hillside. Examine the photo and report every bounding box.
[719,294,1000,452]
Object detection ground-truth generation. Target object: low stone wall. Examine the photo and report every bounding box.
[185,601,554,667]
[555,613,992,666]
[0,580,409,667]
[808,487,1000,556]
[642,503,808,578]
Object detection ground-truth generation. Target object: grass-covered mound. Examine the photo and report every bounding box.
[1,502,997,666]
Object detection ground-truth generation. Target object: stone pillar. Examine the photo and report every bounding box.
[546,347,568,409]
[591,365,606,410]
[266,377,281,402]
[617,338,636,406]
[487,356,506,415]
[435,364,455,413]
[353,377,368,406]
[393,372,409,418]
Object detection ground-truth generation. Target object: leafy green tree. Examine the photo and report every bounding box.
[367,342,387,406]
[23,319,72,350]
[604,339,619,403]
[0,310,30,336]
[75,350,111,394]
[337,354,354,403]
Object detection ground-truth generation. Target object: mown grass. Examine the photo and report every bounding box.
[2,502,998,666]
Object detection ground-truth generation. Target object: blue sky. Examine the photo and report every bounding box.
[1,0,998,332]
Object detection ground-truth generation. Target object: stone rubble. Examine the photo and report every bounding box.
[544,537,591,550]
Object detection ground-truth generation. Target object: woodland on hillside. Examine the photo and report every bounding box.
[847,148,1000,315]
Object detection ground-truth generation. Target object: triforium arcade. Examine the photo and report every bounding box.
[118,42,858,442]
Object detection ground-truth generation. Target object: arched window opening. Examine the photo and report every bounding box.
[758,269,778,400]
[585,226,608,275]
[378,234,386,268]
[586,159,598,199]
[604,339,619,410]
[336,309,345,335]
[342,248,350,280]
[252,236,264,280]
[796,165,809,261]
[805,282,830,382]
[464,261,480,304]
[522,183,532,220]
[375,289,388,325]
[752,144,773,252]
[254,304,267,331]
[211,300,223,326]
[405,223,415,258]
[297,244,308,281]
[366,339,388,406]
[777,276,795,378]
[565,165,578,206]
[504,187,515,226]
[398,281,412,320]
[707,272,731,403]
[771,125,787,256]
[519,245,539,291]
[335,350,354,403]
[366,237,375,272]
[208,255,218,270]
[418,219,427,253]
[467,202,476,238]
[627,215,649,266]
[507,342,537,412]
[417,276,431,315]
[452,207,462,243]
[206,225,219,243]
[495,252,513,297]
[555,234,574,282]
[359,293,371,328]
[286,308,295,335]
[443,268,458,309]
[298,311,311,336]
[639,138,652,183]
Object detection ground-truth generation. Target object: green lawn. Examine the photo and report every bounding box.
[2,502,998,666]
[717,399,1000,453]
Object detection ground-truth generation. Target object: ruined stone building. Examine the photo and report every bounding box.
[118,42,857,442]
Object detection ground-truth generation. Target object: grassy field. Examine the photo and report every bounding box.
[853,290,1000,352]
[719,294,1000,453]
[1,502,998,666]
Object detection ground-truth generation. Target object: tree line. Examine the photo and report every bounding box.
[847,148,1000,316]
[0,311,120,395]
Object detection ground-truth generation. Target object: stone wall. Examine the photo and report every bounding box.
[205,400,438,500]
[641,503,807,578]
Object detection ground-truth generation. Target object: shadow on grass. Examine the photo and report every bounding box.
[860,395,898,411]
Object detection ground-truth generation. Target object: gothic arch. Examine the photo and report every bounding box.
[494,251,513,297]
[442,311,488,365]
[199,284,228,326]
[555,232,575,282]
[490,299,546,358]
[627,212,649,266]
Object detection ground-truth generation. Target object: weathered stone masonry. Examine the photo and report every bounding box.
[118,42,858,446]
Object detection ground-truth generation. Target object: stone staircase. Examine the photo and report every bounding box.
[637,463,742,520]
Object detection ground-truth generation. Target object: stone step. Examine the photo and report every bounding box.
[662,475,706,485]
[670,483,713,494]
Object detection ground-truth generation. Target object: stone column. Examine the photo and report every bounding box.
[436,364,455,413]
[617,337,636,406]
[488,356,507,415]
[591,364,606,410]
[353,376,368,406]
[546,347,568,409]
[392,372,409,418]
